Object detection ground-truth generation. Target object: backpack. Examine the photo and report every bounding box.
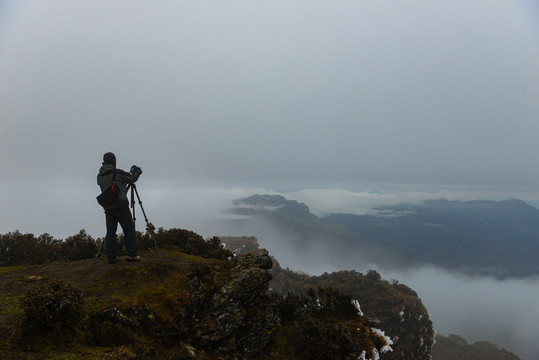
[96,171,120,208]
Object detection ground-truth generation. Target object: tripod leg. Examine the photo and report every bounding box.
[148,226,163,262]
[132,184,163,262]
[92,238,105,265]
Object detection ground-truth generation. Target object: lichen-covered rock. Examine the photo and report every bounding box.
[234,248,273,271]
[197,248,279,357]
[186,275,206,318]
[100,307,140,327]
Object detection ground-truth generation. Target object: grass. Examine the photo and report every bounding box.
[0,343,131,360]
[0,293,22,315]
[0,265,28,275]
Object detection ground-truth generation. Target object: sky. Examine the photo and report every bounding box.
[2,1,539,357]
[2,0,539,239]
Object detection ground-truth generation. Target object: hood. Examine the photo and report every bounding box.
[99,164,116,175]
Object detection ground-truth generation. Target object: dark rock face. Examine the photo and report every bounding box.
[198,249,279,357]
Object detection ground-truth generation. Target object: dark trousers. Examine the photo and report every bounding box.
[105,207,137,261]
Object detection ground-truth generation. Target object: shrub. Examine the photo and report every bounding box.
[154,228,233,259]
[0,229,98,265]
[61,229,99,261]
[18,279,86,335]
[0,231,42,265]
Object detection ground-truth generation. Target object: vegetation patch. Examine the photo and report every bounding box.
[14,279,86,346]
[0,293,22,315]
[0,265,28,275]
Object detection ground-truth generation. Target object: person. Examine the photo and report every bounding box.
[97,152,143,264]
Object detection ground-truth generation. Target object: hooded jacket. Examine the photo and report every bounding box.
[97,164,140,211]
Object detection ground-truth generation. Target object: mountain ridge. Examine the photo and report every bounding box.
[231,194,539,277]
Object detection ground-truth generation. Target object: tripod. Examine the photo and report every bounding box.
[93,183,163,264]
[129,183,163,262]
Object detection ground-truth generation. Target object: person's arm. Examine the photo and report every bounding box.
[116,166,141,185]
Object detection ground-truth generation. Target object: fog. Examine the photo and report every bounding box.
[387,266,539,360]
[2,1,539,189]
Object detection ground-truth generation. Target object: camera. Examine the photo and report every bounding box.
[130,165,142,175]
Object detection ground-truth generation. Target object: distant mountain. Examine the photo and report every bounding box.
[230,194,430,270]
[324,199,539,277]
[230,195,539,277]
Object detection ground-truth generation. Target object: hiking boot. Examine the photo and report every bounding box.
[108,259,119,264]
[126,255,141,262]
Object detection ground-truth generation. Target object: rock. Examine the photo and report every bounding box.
[186,275,206,318]
[180,342,197,358]
[196,249,279,357]
[234,248,273,271]
[100,307,140,327]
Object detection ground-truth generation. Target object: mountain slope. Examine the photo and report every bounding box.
[0,232,406,360]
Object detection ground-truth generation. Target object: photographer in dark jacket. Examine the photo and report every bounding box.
[97,152,142,264]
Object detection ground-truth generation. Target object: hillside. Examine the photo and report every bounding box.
[1,229,411,360]
[431,334,522,360]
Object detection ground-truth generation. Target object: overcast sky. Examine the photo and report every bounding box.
[1,0,539,237]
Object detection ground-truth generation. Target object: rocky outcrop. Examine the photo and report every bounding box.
[88,248,392,359]
[94,249,279,358]
[196,249,279,357]
[4,235,411,359]
[222,236,436,360]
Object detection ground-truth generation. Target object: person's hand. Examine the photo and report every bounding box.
[130,165,142,175]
